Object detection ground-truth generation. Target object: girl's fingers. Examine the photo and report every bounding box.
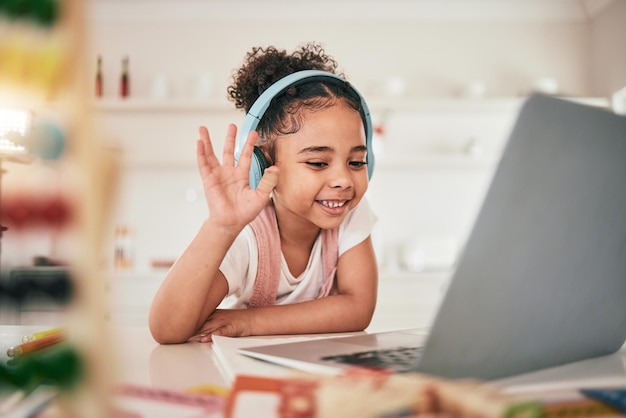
[196,125,263,186]
[256,166,279,195]
[221,124,237,166]
[236,130,259,174]
[188,334,213,343]
[196,140,208,172]
[198,126,211,152]
[196,126,219,172]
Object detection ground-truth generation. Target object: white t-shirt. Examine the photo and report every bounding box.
[219,198,377,308]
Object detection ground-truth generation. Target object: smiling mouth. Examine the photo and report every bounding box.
[318,200,348,208]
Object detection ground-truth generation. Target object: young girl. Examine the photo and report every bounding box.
[149,43,378,344]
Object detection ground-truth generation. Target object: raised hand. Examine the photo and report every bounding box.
[196,124,278,231]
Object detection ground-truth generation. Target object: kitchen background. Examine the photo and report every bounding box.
[3,0,626,327]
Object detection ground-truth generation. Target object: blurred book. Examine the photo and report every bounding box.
[109,383,225,418]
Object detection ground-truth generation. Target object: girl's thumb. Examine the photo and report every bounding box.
[256,166,279,195]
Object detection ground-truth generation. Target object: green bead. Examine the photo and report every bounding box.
[3,0,33,20]
[1,0,60,27]
[32,0,60,27]
[0,357,37,388]
[32,344,83,389]
[0,344,82,390]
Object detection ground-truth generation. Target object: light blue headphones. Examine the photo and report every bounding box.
[234,70,374,189]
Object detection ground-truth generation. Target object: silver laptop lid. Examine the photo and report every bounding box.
[416,94,626,379]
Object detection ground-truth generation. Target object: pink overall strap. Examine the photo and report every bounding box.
[248,203,281,308]
[319,228,338,298]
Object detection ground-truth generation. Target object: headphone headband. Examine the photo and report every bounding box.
[235,70,374,188]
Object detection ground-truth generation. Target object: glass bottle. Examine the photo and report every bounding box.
[95,55,103,98]
[113,226,133,269]
[120,56,130,99]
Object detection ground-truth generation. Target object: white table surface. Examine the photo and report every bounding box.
[3,325,626,390]
[110,325,229,389]
[2,324,626,417]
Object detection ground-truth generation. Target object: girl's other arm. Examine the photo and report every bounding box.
[148,220,235,344]
[149,125,278,344]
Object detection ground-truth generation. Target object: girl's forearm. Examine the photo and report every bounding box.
[149,219,240,343]
[246,293,377,336]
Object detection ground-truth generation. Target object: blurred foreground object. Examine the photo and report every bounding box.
[0,0,121,416]
[224,372,624,418]
[224,372,544,418]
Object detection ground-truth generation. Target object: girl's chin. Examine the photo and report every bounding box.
[314,215,348,231]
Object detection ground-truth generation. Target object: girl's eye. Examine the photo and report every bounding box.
[306,162,327,168]
[349,161,368,168]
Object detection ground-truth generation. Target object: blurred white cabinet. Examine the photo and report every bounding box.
[105,270,450,330]
[106,271,166,326]
[93,99,240,168]
[367,271,449,333]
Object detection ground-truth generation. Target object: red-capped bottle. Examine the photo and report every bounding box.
[95,55,103,98]
[120,56,130,99]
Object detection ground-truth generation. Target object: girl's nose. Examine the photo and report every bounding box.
[328,165,353,189]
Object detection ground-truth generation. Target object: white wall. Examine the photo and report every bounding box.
[88,19,591,100]
[590,0,626,97]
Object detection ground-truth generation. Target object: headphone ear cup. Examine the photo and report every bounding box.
[249,146,270,189]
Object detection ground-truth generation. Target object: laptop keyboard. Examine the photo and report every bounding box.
[320,346,424,373]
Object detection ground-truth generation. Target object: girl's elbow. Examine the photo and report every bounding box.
[359,314,374,331]
[156,337,188,345]
[149,315,189,344]
[150,327,188,345]
[351,308,375,332]
[148,321,169,344]
[343,294,376,331]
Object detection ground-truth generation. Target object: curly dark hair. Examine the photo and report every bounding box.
[227,42,366,164]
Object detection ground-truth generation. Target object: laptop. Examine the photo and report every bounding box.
[238,94,626,380]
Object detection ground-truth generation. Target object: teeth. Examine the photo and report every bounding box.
[320,200,346,208]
